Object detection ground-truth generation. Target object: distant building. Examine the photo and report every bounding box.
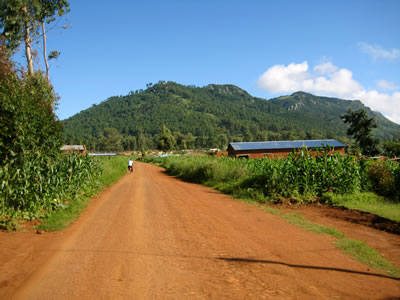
[61,145,86,155]
[227,140,346,159]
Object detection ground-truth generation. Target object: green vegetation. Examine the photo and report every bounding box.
[153,147,369,201]
[322,192,400,223]
[367,160,400,201]
[1,43,59,223]
[341,108,380,156]
[148,146,400,205]
[0,0,70,77]
[158,124,176,152]
[1,153,100,221]
[383,140,400,158]
[97,155,132,186]
[280,213,344,238]
[38,156,129,231]
[0,34,109,231]
[335,238,400,278]
[246,147,365,197]
[97,128,123,152]
[62,82,400,152]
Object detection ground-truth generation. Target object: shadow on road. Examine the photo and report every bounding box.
[36,244,399,282]
[217,257,400,281]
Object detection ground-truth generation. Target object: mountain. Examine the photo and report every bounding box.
[268,91,400,140]
[62,81,400,150]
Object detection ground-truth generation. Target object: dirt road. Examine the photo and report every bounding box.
[1,162,399,299]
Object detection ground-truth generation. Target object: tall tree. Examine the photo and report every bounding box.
[137,128,146,157]
[0,1,35,74]
[0,0,69,77]
[34,0,69,81]
[99,128,121,152]
[341,108,380,156]
[0,40,62,162]
[122,135,137,151]
[158,124,175,152]
[173,131,187,149]
[185,133,196,149]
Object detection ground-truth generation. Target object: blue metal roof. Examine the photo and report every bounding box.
[229,140,346,151]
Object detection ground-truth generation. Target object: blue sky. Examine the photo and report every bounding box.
[14,0,400,123]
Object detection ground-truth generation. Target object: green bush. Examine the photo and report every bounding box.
[367,160,399,201]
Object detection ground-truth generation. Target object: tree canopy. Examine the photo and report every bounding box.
[158,125,176,152]
[0,39,62,163]
[0,0,69,76]
[383,141,400,158]
[341,108,380,156]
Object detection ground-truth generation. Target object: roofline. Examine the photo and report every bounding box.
[228,140,347,151]
[229,139,343,145]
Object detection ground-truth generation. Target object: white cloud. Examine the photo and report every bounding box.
[356,90,400,124]
[313,62,338,74]
[376,80,399,91]
[258,61,363,99]
[258,61,400,124]
[359,42,400,61]
[257,62,309,93]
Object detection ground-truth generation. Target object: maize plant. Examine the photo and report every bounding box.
[247,147,364,197]
[0,153,101,220]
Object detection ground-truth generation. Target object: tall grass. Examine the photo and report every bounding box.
[163,156,248,184]
[97,155,131,186]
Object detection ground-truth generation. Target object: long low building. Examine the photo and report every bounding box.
[227,139,346,159]
[61,145,86,155]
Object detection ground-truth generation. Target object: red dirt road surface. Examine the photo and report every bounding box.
[0,162,399,299]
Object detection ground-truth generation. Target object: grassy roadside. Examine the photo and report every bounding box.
[38,156,132,231]
[322,192,400,223]
[236,197,400,278]
[233,194,400,278]
[335,238,400,278]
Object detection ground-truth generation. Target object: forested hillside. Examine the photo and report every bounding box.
[62,81,400,151]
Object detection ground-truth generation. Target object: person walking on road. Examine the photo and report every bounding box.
[128,159,133,173]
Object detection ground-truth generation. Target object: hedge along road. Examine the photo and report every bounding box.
[1,162,399,299]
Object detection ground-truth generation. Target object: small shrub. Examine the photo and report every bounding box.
[367,161,397,199]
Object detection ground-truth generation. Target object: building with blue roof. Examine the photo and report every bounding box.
[227,139,346,159]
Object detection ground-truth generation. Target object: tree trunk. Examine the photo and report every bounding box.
[42,22,50,81]
[22,7,34,76]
